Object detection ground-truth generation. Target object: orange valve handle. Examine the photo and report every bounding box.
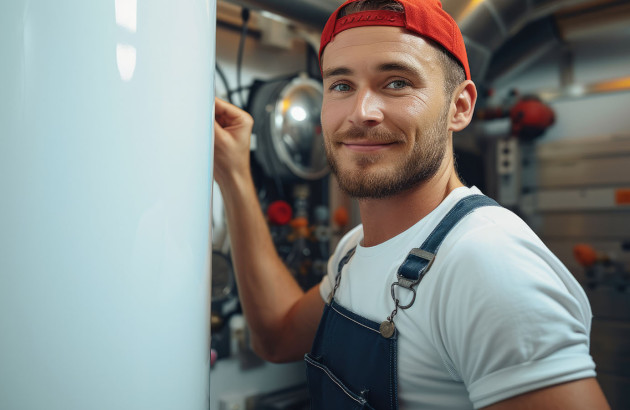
[573,243,598,268]
[333,206,349,228]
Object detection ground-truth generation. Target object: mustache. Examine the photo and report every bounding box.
[330,127,406,144]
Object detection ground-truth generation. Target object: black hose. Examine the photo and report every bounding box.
[237,8,251,109]
[215,63,233,105]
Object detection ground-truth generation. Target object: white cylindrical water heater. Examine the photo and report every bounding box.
[0,1,216,409]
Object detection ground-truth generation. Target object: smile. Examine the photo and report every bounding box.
[341,141,398,153]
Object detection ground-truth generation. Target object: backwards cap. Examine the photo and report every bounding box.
[319,0,470,80]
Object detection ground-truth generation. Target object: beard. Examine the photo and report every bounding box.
[325,110,449,199]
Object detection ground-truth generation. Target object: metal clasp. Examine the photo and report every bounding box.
[390,280,418,310]
[390,249,435,310]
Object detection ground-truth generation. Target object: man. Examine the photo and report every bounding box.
[213,0,610,408]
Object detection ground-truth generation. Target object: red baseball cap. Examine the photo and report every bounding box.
[319,0,470,80]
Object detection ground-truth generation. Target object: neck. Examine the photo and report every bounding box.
[357,158,464,247]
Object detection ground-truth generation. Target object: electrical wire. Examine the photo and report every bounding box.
[237,8,250,109]
[215,63,233,105]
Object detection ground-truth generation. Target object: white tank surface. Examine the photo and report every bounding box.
[0,1,216,409]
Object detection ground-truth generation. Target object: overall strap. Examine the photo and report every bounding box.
[397,194,500,284]
[332,195,500,309]
[330,246,356,302]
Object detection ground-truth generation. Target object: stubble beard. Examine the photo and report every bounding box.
[325,110,449,199]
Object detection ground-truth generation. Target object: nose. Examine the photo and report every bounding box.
[349,88,384,127]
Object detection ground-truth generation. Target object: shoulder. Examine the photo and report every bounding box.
[433,205,589,323]
[425,205,596,407]
[438,205,556,280]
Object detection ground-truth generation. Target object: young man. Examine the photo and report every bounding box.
[213,0,610,408]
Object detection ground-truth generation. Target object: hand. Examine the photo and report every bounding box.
[214,97,254,188]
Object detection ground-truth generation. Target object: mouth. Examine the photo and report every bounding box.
[340,140,399,153]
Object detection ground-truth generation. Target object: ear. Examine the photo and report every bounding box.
[448,80,477,132]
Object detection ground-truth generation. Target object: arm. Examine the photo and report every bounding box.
[214,98,324,363]
[482,378,609,410]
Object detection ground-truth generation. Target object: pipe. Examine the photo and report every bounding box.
[226,0,336,28]
[457,0,596,80]
[224,0,600,82]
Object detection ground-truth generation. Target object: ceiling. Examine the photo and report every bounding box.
[218,0,630,84]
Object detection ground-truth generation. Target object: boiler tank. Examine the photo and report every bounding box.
[0,1,216,409]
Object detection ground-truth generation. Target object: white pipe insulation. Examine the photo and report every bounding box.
[0,1,216,409]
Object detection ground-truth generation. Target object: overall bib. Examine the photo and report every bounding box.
[305,195,499,410]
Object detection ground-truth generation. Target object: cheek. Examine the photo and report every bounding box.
[321,101,344,131]
[387,96,440,132]
[383,105,419,133]
[400,95,429,118]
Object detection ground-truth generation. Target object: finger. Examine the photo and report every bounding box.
[214,119,233,141]
[216,110,252,132]
[215,97,245,121]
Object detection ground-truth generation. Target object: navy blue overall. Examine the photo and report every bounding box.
[305,195,499,410]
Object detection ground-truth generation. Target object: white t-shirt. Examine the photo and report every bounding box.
[319,186,596,409]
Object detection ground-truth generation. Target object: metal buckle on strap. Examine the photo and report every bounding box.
[390,249,435,310]
[409,248,435,262]
[390,282,417,310]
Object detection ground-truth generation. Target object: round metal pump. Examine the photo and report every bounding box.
[251,75,328,181]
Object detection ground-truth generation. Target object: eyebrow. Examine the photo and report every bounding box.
[322,66,353,79]
[322,61,422,80]
[377,62,422,77]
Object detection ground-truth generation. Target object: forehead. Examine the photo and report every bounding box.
[321,26,441,75]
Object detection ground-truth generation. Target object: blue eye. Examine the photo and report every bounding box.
[386,80,409,89]
[331,83,352,92]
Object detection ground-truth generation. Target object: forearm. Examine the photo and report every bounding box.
[213,98,323,360]
[218,169,308,358]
